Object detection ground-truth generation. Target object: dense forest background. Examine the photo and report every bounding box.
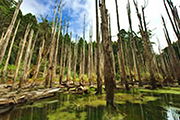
[0,0,180,85]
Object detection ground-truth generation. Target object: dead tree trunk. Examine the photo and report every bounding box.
[0,0,23,64]
[45,0,61,88]
[67,33,72,82]
[73,35,78,84]
[19,29,34,88]
[82,15,86,83]
[59,18,66,84]
[96,0,102,94]
[79,47,82,84]
[33,38,45,81]
[26,31,38,80]
[163,0,180,42]
[53,5,63,78]
[13,24,31,89]
[162,16,180,85]
[89,27,93,86]
[115,0,129,90]
[127,0,142,86]
[133,0,157,89]
[1,19,21,84]
[100,0,116,109]
[125,41,133,85]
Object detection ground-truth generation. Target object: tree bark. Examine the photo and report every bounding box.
[33,38,45,81]
[73,35,78,84]
[96,0,102,95]
[100,0,116,109]
[45,0,61,88]
[19,29,34,88]
[1,19,21,84]
[13,24,31,89]
[127,0,142,86]
[0,0,23,64]
[53,4,63,78]
[162,16,180,85]
[66,33,72,81]
[115,0,129,90]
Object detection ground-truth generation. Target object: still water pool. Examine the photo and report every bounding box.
[0,89,180,120]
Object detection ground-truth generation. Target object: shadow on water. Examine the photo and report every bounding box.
[0,92,180,120]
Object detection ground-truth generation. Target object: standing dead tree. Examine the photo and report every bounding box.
[82,15,86,83]
[19,29,34,88]
[53,4,64,78]
[0,0,23,64]
[13,24,31,89]
[67,32,72,82]
[33,38,45,81]
[100,0,116,109]
[1,19,21,84]
[96,0,102,94]
[115,0,129,90]
[127,0,142,86]
[59,18,66,84]
[45,0,62,88]
[73,35,78,84]
[133,0,157,89]
[162,16,180,85]
[163,0,180,42]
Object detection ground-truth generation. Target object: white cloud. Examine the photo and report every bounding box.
[17,0,180,53]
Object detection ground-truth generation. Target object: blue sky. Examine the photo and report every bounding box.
[15,0,180,53]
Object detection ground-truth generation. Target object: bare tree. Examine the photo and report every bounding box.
[19,29,34,88]
[127,0,142,86]
[73,35,78,84]
[96,0,102,94]
[53,4,64,78]
[13,24,31,89]
[162,16,180,85]
[45,0,62,88]
[115,0,129,90]
[100,0,116,109]
[133,0,157,89]
[1,19,21,84]
[0,0,23,64]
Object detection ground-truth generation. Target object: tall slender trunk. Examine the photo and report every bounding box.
[89,31,93,86]
[96,0,102,94]
[0,32,4,44]
[26,31,38,80]
[13,24,31,89]
[79,47,82,84]
[163,0,180,42]
[1,19,21,84]
[73,35,78,84]
[82,15,86,83]
[53,5,63,78]
[0,0,23,64]
[162,16,180,85]
[67,33,72,81]
[115,0,129,90]
[33,39,45,81]
[125,41,133,85]
[133,0,157,89]
[127,0,142,86]
[15,38,23,66]
[43,60,47,78]
[19,29,34,88]
[59,18,66,84]
[100,0,116,109]
[59,37,67,84]
[45,0,61,88]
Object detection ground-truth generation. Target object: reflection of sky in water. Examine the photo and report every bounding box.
[167,107,180,120]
